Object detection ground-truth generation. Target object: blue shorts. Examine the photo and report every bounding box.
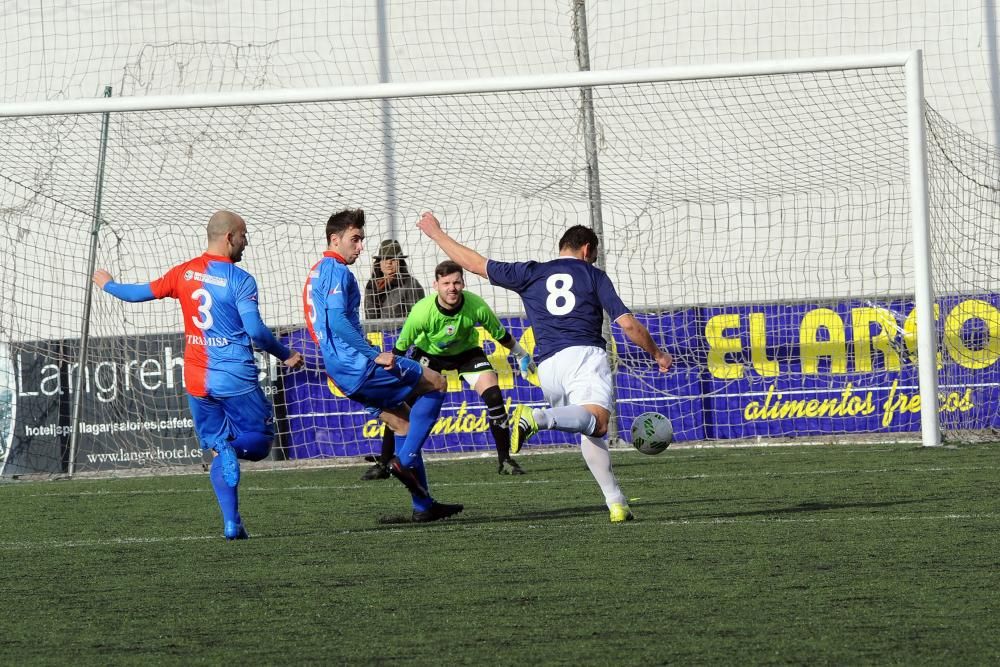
[348,356,424,415]
[187,386,275,450]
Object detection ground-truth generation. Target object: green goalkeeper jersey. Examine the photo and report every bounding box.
[394,292,508,357]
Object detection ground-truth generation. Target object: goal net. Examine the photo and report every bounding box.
[0,54,983,477]
[925,107,1000,442]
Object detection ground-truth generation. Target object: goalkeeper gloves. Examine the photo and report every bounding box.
[517,354,537,380]
[510,341,536,380]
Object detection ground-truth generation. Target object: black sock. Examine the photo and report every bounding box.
[379,424,396,465]
[481,385,511,462]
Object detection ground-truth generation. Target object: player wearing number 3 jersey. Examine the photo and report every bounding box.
[93,210,304,540]
[417,212,672,523]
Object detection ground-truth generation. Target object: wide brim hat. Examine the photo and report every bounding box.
[374,239,407,259]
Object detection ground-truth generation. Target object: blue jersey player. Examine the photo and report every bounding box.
[417,212,672,523]
[93,210,305,540]
[304,208,463,523]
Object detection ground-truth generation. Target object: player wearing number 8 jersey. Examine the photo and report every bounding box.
[93,211,304,540]
[417,212,672,523]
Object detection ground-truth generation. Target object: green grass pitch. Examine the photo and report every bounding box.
[2,442,1000,665]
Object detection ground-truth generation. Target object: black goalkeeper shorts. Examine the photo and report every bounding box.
[413,346,494,376]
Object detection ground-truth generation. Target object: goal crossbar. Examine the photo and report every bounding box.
[0,52,918,117]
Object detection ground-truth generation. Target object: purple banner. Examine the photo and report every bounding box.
[281,318,704,458]
[698,294,999,438]
[281,292,1000,455]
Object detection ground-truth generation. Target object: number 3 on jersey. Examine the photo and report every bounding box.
[190,287,214,330]
[546,273,576,315]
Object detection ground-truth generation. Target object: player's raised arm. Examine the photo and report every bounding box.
[93,269,156,302]
[615,313,673,373]
[416,212,488,278]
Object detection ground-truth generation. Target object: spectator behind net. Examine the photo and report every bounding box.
[364,239,425,319]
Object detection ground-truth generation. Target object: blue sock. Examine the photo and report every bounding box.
[231,431,272,462]
[397,391,445,512]
[395,433,432,512]
[409,452,431,512]
[210,455,240,526]
[405,391,445,452]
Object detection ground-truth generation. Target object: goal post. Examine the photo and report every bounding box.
[904,50,941,448]
[0,51,948,478]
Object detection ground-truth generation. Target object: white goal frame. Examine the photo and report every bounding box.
[0,50,942,462]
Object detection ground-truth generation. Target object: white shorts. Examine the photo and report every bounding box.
[537,345,613,411]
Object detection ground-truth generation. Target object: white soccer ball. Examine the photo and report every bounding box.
[630,412,673,455]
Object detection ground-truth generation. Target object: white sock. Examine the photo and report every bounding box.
[580,435,627,507]
[532,405,597,435]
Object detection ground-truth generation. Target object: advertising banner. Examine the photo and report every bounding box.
[4,291,998,474]
[280,312,705,458]
[2,334,283,474]
[3,335,203,474]
[698,294,999,438]
[281,293,1000,456]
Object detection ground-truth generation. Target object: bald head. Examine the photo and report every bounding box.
[206,210,249,262]
[207,210,245,241]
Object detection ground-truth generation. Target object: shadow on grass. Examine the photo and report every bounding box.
[262,496,944,536]
[369,503,612,528]
[677,496,943,521]
[368,496,942,528]
[252,496,943,539]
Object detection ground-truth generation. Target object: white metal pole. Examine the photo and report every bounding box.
[572,0,620,444]
[0,53,915,118]
[68,86,115,475]
[987,0,1000,152]
[376,0,399,240]
[0,342,12,477]
[905,50,942,447]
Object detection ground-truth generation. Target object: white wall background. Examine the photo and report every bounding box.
[1,1,998,342]
[4,2,997,139]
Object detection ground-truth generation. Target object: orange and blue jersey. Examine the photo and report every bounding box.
[303,251,381,395]
[103,252,291,397]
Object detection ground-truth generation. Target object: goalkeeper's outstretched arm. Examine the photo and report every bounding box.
[415,212,488,278]
[496,332,536,379]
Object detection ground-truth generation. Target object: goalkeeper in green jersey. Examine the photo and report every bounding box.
[361,259,537,478]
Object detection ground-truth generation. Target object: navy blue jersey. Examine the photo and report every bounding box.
[487,257,630,364]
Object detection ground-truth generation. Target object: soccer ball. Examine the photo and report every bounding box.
[630,412,673,455]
